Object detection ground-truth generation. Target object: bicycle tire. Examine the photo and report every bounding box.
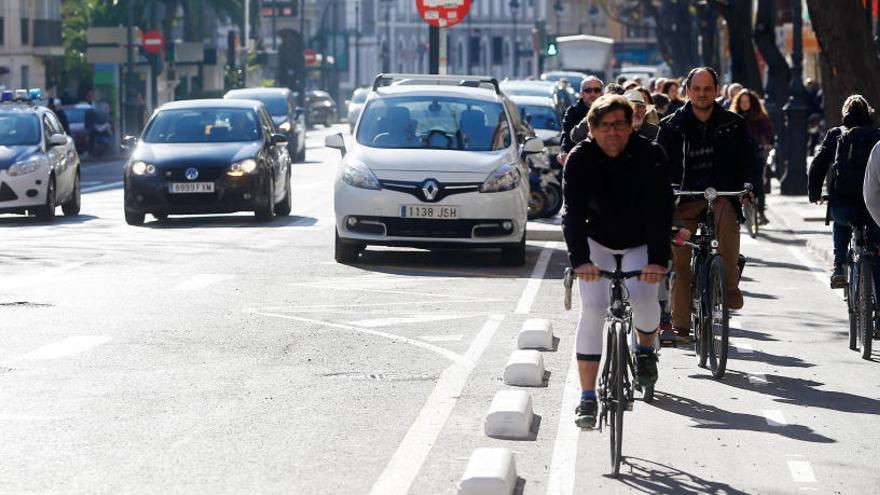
[848,260,859,351]
[692,259,708,367]
[609,322,626,477]
[707,256,730,379]
[857,257,874,360]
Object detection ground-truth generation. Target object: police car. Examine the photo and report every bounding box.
[0,89,81,220]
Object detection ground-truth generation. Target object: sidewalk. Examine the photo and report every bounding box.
[764,181,835,267]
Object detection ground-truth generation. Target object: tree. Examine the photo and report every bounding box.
[806,0,880,126]
[706,0,762,91]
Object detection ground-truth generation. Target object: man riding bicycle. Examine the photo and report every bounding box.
[562,94,673,429]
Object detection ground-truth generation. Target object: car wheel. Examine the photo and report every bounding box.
[61,173,81,216]
[274,172,292,216]
[34,175,57,221]
[125,209,145,226]
[255,178,275,222]
[335,229,362,264]
[501,230,526,266]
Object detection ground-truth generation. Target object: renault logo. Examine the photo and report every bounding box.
[185,167,199,181]
[422,179,440,201]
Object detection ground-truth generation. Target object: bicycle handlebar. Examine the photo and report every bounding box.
[563,266,665,311]
[673,184,753,201]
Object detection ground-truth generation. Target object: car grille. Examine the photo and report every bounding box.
[378,179,482,203]
[162,166,226,181]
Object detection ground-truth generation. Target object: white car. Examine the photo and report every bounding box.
[509,95,562,151]
[346,87,369,133]
[0,91,81,220]
[326,74,543,265]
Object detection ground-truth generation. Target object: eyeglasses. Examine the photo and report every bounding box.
[581,88,602,94]
[592,121,630,132]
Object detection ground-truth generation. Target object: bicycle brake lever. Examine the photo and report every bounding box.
[564,267,574,311]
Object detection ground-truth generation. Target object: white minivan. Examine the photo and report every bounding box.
[326,74,543,265]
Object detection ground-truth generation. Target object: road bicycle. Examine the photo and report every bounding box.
[844,222,877,359]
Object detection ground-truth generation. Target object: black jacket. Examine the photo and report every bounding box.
[561,99,589,153]
[562,134,674,267]
[657,101,752,209]
[808,126,844,204]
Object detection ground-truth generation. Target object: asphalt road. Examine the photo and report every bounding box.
[1,125,878,494]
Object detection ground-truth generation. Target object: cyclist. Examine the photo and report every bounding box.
[559,76,604,166]
[562,94,673,429]
[656,67,753,345]
[808,95,880,288]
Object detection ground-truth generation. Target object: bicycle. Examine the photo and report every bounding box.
[844,222,877,359]
[674,184,752,379]
[742,197,759,238]
[563,256,658,477]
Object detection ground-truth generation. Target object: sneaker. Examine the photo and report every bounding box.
[727,289,744,310]
[575,398,598,430]
[635,351,659,387]
[830,264,847,289]
[658,321,676,346]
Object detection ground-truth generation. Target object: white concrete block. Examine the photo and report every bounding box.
[485,390,534,439]
[459,447,517,495]
[503,350,545,386]
[517,318,554,350]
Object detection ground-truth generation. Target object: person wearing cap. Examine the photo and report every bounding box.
[625,89,659,141]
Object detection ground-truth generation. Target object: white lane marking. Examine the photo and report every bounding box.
[420,334,463,342]
[171,274,232,292]
[546,350,580,495]
[369,314,504,495]
[748,372,768,385]
[764,409,788,426]
[515,241,557,314]
[82,181,123,193]
[348,314,475,328]
[19,336,111,360]
[786,245,845,301]
[787,459,817,483]
[287,283,506,302]
[736,343,755,354]
[254,312,467,365]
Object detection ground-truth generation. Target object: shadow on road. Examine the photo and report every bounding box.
[616,456,752,494]
[651,391,835,443]
[0,214,99,227]
[729,348,815,368]
[142,214,318,229]
[745,256,813,272]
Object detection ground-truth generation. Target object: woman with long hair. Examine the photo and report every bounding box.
[662,80,685,115]
[731,89,775,223]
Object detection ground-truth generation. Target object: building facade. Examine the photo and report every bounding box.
[0,0,64,92]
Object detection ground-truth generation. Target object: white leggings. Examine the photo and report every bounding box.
[575,239,661,361]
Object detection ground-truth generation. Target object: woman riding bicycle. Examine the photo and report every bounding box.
[562,94,674,429]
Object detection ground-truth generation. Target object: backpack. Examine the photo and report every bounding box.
[832,126,880,200]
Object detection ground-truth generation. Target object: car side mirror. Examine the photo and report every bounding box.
[271,133,288,144]
[522,136,544,155]
[48,134,67,147]
[121,135,138,150]
[325,133,346,155]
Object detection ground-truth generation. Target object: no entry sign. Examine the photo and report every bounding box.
[304,49,317,65]
[143,30,164,55]
[416,0,472,28]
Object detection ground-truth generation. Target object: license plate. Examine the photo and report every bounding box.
[169,182,215,193]
[400,205,459,219]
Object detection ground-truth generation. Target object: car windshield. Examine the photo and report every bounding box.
[520,105,560,131]
[356,96,511,151]
[142,108,261,143]
[0,113,40,145]
[233,95,287,116]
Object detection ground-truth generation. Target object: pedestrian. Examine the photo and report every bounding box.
[559,76,604,166]
[731,89,775,223]
[624,81,640,92]
[652,93,670,119]
[47,98,70,134]
[721,82,743,109]
[636,87,661,126]
[604,82,625,95]
[656,67,753,344]
[625,90,659,140]
[808,95,880,288]
[805,78,824,117]
[662,80,685,115]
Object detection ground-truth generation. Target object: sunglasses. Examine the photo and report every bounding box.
[582,88,602,94]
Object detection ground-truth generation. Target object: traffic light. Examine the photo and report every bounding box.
[546,38,558,57]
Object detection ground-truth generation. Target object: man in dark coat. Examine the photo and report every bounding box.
[558,76,603,165]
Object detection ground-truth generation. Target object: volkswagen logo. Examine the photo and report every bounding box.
[185,167,199,181]
[422,179,440,201]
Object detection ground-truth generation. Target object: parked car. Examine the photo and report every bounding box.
[346,87,370,133]
[500,79,570,117]
[121,99,291,225]
[306,90,337,128]
[225,87,306,162]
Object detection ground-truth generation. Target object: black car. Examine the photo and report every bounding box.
[121,99,291,225]
[305,90,337,128]
[224,87,306,163]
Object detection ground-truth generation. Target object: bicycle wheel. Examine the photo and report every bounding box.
[609,322,626,477]
[692,260,708,367]
[847,260,859,351]
[706,256,730,378]
[857,257,874,360]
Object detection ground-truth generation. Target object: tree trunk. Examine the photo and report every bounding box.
[699,5,720,69]
[713,0,762,90]
[754,0,790,104]
[806,0,880,126]
[644,0,700,76]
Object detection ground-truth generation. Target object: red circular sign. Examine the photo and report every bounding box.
[304,49,317,65]
[143,30,164,54]
[416,0,472,28]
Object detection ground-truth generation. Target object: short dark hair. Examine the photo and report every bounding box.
[652,93,670,108]
[842,94,875,127]
[660,80,679,95]
[587,95,634,128]
[685,67,720,89]
[616,75,628,85]
[604,82,625,95]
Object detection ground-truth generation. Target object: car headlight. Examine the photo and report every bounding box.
[278,121,291,132]
[130,161,157,176]
[341,162,381,190]
[227,158,258,177]
[480,164,521,193]
[7,157,45,177]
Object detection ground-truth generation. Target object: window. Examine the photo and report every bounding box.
[143,108,262,143]
[21,66,29,88]
[21,18,29,45]
[468,36,480,68]
[492,36,503,65]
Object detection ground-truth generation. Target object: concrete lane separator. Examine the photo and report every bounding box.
[369,314,505,495]
[517,318,554,350]
[515,242,558,314]
[485,390,535,439]
[763,409,789,426]
[18,336,112,361]
[786,456,817,483]
[503,350,546,387]
[82,181,123,193]
[458,447,518,495]
[748,372,769,386]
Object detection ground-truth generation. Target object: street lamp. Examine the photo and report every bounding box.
[781,0,809,195]
[510,0,520,78]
